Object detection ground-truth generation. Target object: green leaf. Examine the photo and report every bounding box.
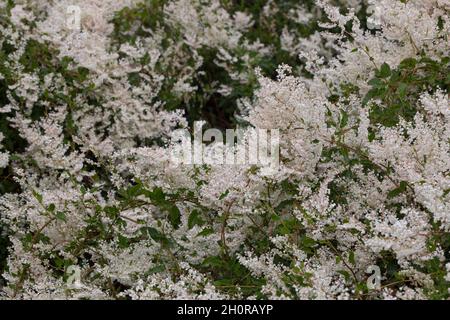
[197,228,214,237]
[387,181,408,199]
[145,227,166,242]
[56,211,67,222]
[188,210,204,229]
[349,251,356,265]
[396,82,408,98]
[368,78,383,87]
[202,256,224,268]
[337,269,351,281]
[219,189,230,200]
[399,58,417,69]
[143,187,165,204]
[127,183,142,198]
[146,264,165,275]
[340,110,349,128]
[363,88,379,105]
[377,63,391,78]
[168,204,181,229]
[339,146,349,159]
[32,190,43,204]
[270,214,281,222]
[303,236,316,247]
[118,234,129,249]
[104,206,119,219]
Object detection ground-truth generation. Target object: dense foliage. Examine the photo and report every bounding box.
[0,0,449,299]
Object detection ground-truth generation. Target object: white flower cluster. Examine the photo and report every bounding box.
[0,0,448,299]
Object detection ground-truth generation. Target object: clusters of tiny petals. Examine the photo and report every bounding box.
[0,0,449,299]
